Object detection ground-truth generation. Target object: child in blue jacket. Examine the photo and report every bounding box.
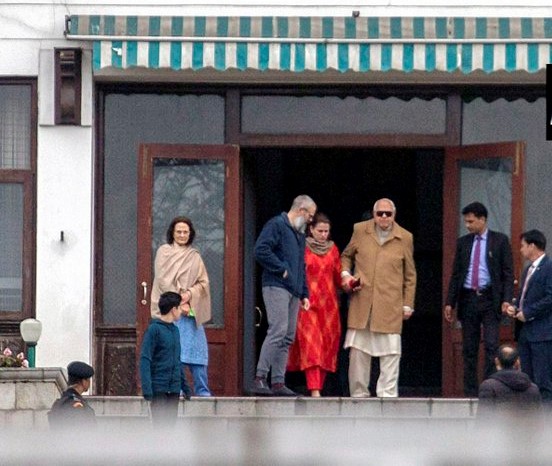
[140,291,184,425]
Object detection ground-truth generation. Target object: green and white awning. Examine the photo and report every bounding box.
[65,16,552,74]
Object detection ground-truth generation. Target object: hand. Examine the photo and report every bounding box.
[342,277,361,293]
[181,290,192,303]
[505,304,517,318]
[341,277,352,292]
[444,305,454,323]
[301,298,310,311]
[501,302,510,314]
[403,306,414,321]
[180,303,192,316]
[516,311,526,322]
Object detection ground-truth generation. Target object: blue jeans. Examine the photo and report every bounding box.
[256,286,300,385]
[182,363,211,396]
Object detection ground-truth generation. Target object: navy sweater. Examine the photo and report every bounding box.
[139,319,182,398]
[254,212,308,299]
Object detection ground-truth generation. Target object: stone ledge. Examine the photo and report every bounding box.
[0,367,67,389]
[87,396,477,419]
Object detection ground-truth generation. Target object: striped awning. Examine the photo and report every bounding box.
[65,16,552,74]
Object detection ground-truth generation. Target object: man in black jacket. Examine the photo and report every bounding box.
[444,202,514,397]
[48,361,96,429]
[477,344,541,417]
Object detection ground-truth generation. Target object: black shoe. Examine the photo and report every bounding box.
[250,378,273,396]
[271,384,300,397]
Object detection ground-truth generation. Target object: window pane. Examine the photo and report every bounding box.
[153,159,225,328]
[0,184,23,311]
[242,95,446,134]
[102,93,225,324]
[458,157,512,237]
[0,86,31,169]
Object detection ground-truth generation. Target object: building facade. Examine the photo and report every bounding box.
[1,1,550,396]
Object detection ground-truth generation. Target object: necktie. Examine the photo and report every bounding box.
[471,236,482,290]
[519,265,535,310]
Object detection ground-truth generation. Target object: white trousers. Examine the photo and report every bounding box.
[348,347,400,397]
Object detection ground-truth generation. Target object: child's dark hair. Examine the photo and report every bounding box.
[158,291,182,315]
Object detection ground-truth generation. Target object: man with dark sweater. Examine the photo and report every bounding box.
[477,344,541,417]
[140,291,184,425]
[251,194,316,396]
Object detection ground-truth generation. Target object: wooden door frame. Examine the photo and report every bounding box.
[136,143,242,396]
[441,141,525,397]
[94,84,541,396]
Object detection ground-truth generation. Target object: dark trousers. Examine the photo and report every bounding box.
[151,392,180,426]
[459,289,500,397]
[518,336,552,404]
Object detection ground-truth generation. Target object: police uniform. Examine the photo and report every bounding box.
[48,361,96,428]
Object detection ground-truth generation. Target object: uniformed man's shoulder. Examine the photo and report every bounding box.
[52,388,85,409]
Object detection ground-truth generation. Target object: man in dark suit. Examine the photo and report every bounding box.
[506,229,552,405]
[444,202,514,397]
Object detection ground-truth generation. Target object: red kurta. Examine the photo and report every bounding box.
[287,244,342,373]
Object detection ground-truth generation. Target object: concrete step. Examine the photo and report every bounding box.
[89,396,477,421]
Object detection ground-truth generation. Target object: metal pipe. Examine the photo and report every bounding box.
[63,34,552,45]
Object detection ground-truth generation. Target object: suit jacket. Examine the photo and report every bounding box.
[341,219,416,334]
[446,230,514,318]
[518,255,552,342]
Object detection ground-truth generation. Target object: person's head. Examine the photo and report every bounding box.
[67,361,94,392]
[495,344,520,370]
[288,195,317,233]
[308,212,331,242]
[520,229,547,261]
[158,291,182,316]
[461,202,488,235]
[166,216,196,246]
[372,198,396,231]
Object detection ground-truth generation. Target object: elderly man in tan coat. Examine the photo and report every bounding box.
[341,198,416,397]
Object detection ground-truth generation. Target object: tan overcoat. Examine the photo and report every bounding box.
[341,219,416,334]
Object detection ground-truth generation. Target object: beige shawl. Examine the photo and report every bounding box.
[150,243,212,326]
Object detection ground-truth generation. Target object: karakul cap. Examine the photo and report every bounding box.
[67,361,94,379]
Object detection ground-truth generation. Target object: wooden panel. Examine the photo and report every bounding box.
[96,326,136,395]
[207,342,227,395]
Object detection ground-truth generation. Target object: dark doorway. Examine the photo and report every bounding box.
[244,147,443,396]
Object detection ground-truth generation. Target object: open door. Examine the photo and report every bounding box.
[136,144,241,396]
[442,141,525,397]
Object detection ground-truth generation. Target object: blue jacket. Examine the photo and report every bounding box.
[254,212,308,299]
[519,255,552,342]
[139,319,183,398]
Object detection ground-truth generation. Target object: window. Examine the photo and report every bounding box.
[0,81,36,319]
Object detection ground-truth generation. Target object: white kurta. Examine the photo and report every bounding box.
[343,327,401,356]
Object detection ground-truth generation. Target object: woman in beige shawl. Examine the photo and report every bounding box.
[150,216,212,397]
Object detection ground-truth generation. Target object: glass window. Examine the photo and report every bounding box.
[153,159,225,327]
[0,81,35,319]
[0,86,31,169]
[102,93,225,324]
[0,184,23,311]
[242,95,446,134]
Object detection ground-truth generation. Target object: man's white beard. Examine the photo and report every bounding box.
[293,216,307,233]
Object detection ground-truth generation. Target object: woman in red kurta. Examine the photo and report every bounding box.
[287,213,342,397]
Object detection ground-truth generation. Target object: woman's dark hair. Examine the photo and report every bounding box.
[308,212,331,238]
[166,216,196,245]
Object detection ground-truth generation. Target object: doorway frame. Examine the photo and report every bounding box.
[93,83,541,396]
